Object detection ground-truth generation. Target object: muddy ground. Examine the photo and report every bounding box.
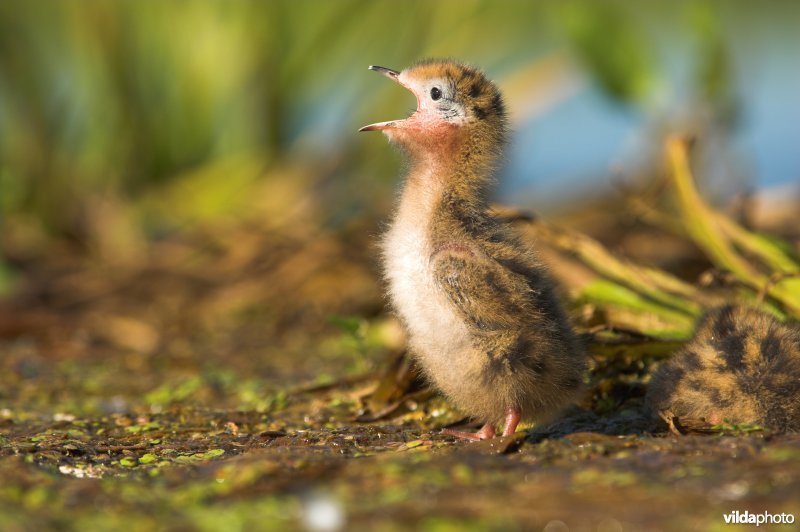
[1,209,799,531]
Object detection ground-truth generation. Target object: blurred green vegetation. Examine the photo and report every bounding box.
[0,1,772,242]
[0,1,399,236]
[0,0,797,321]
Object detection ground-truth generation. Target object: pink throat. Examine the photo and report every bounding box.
[389,116,462,158]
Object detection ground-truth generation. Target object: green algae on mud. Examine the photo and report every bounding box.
[2,164,799,529]
[2,379,800,530]
[2,293,799,529]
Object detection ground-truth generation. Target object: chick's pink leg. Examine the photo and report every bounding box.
[502,406,522,437]
[441,422,496,441]
[442,405,523,441]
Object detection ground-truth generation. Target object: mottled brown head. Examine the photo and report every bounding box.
[360,60,507,166]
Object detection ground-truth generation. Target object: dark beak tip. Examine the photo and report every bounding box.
[368,65,400,79]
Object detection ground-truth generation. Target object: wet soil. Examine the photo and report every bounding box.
[1,217,799,531]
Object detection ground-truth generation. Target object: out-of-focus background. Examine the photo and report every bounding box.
[2,0,800,414]
[2,0,798,264]
[2,0,800,406]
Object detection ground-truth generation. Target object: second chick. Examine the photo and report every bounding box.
[647,304,800,431]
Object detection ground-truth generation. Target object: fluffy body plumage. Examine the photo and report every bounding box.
[362,60,585,435]
[647,305,800,431]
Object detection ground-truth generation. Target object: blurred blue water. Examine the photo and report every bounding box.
[740,51,800,189]
[497,9,800,206]
[501,85,641,204]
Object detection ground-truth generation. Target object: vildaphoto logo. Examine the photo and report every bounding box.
[723,510,795,526]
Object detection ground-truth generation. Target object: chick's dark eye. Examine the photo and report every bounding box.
[430,87,442,101]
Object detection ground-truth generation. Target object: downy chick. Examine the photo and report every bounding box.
[647,304,800,431]
[360,60,585,439]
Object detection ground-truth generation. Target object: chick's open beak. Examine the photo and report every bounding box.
[359,65,404,132]
[368,65,399,79]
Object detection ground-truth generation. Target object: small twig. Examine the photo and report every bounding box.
[658,410,682,437]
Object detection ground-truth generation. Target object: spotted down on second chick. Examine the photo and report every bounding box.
[360,60,585,440]
[647,304,800,432]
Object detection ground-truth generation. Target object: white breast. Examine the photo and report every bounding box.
[381,179,470,369]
